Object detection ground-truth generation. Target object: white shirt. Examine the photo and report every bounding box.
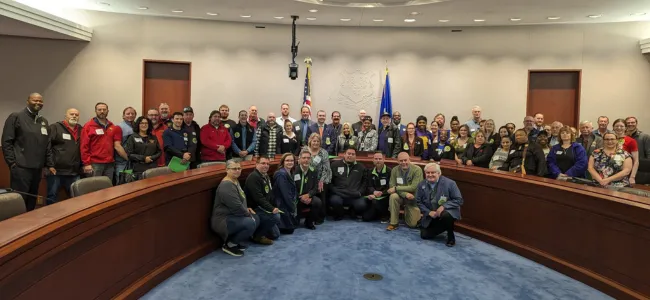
[278,116,297,124]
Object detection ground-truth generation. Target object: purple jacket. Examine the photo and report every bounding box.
[546,142,587,179]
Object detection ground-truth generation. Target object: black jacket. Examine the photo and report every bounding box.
[377,124,402,158]
[367,164,391,197]
[2,108,53,169]
[294,165,319,197]
[231,122,256,154]
[401,136,425,158]
[429,142,456,161]
[499,142,547,177]
[182,121,201,162]
[123,133,162,173]
[330,159,367,199]
[244,169,275,212]
[278,134,301,156]
[49,121,82,175]
[461,143,494,168]
[255,123,283,157]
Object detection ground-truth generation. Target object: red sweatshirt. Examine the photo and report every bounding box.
[152,122,167,167]
[80,118,122,166]
[200,123,232,162]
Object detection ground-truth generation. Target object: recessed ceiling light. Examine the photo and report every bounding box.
[309,9,318,12]
[306,17,316,21]
[240,15,252,18]
[172,10,183,13]
[97,2,110,6]
[373,19,384,22]
[547,16,561,20]
[587,14,601,18]
[340,18,351,21]
[410,12,419,15]
[631,12,647,16]
[207,12,218,16]
[510,18,521,21]
[137,6,148,10]
[438,19,449,22]
[365,4,375,7]
[274,16,284,19]
[474,19,485,22]
[404,18,416,23]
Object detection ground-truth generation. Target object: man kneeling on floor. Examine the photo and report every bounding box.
[386,152,423,230]
[417,162,464,247]
[211,160,276,257]
[244,156,281,240]
[329,147,368,220]
[294,149,323,229]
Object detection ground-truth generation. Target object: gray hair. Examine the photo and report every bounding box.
[423,162,441,175]
[298,149,312,158]
[226,159,239,169]
[579,120,593,127]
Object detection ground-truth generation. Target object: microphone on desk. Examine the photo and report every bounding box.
[0,188,45,205]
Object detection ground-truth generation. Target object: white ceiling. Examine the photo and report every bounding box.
[0,14,79,39]
[13,0,650,28]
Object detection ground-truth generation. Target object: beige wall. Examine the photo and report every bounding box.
[1,10,650,134]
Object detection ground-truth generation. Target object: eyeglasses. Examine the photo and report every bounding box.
[228,167,242,171]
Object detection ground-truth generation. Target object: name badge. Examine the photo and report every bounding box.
[380,179,387,186]
[388,138,394,143]
[283,138,290,143]
[295,125,300,131]
[338,167,344,173]
[95,129,104,135]
[360,143,365,149]
[183,137,188,141]
[62,133,71,140]
[192,131,196,135]
[135,137,143,143]
[509,150,515,154]
[325,137,331,145]
[556,151,563,155]
[294,174,301,181]
[396,177,404,184]
[41,127,48,135]
[313,156,322,164]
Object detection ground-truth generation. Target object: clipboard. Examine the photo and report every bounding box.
[168,156,190,172]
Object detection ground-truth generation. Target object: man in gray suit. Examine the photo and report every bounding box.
[576,121,603,157]
[416,162,464,247]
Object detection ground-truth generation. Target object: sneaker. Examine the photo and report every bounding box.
[386,224,398,231]
[252,236,274,245]
[222,245,243,257]
[315,219,324,225]
[237,244,248,251]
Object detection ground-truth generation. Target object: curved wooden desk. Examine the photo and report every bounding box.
[0,159,648,300]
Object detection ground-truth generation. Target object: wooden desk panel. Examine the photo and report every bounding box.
[0,158,648,300]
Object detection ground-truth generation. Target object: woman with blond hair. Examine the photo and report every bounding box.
[337,122,358,154]
[305,132,332,224]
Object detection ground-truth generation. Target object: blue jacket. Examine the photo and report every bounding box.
[416,176,464,228]
[273,168,299,229]
[162,127,192,164]
[306,123,337,154]
[546,142,587,179]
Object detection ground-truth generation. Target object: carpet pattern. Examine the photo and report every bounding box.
[143,220,612,300]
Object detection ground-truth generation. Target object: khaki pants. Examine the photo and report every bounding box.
[389,193,421,227]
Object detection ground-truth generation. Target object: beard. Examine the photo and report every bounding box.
[68,119,78,126]
[161,113,168,119]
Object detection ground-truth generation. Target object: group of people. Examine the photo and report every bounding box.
[211,150,464,257]
[2,93,648,255]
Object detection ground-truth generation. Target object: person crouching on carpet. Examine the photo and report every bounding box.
[273,153,300,234]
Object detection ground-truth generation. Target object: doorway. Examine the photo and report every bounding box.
[527,70,581,127]
[142,60,191,115]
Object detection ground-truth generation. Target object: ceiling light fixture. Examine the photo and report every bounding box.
[410,12,419,15]
[274,16,285,19]
[631,12,647,16]
[474,19,485,22]
[306,17,316,20]
[547,16,561,20]
[404,18,416,23]
[510,18,521,21]
[340,18,351,21]
[207,12,218,16]
[309,9,318,12]
[138,6,148,10]
[438,19,449,22]
[373,19,384,22]
[587,14,601,18]
[240,15,252,18]
[172,10,183,13]
[97,2,110,6]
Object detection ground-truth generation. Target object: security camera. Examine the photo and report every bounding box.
[289,63,298,80]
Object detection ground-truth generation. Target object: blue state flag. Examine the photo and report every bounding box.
[378,67,392,127]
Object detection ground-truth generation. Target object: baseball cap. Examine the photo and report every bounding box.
[381,112,391,118]
[183,107,194,113]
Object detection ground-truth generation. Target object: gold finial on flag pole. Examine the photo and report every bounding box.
[304,57,312,67]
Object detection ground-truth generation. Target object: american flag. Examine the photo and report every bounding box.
[303,59,312,108]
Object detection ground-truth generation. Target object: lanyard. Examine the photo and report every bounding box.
[299,169,308,195]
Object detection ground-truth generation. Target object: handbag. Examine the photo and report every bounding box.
[118,161,137,184]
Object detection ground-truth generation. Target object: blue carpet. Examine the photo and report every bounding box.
[143,220,612,300]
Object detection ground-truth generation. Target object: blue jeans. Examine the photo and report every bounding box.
[226,213,276,245]
[46,175,79,205]
[254,208,281,239]
[114,161,127,185]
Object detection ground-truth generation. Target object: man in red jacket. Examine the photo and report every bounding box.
[80,102,127,179]
[200,110,232,163]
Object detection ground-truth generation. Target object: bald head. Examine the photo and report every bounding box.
[397,152,410,170]
[267,112,276,125]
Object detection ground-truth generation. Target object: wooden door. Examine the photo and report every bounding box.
[527,71,581,127]
[142,60,191,115]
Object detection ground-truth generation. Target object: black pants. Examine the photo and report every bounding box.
[297,195,322,226]
[362,198,389,222]
[10,166,42,211]
[420,211,456,241]
[317,187,327,222]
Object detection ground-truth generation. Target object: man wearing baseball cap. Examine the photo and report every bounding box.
[377,112,401,158]
[182,107,201,168]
